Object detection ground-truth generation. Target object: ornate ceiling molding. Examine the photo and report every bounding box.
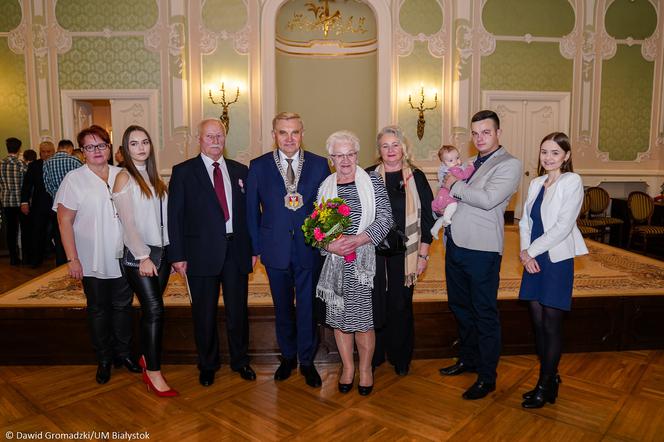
[199,24,251,55]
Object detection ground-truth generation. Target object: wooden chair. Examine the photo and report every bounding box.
[627,191,664,252]
[577,192,602,240]
[577,187,624,242]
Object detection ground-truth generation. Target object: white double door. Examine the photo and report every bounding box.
[482,91,571,220]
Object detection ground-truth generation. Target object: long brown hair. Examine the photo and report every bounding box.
[120,126,167,199]
[538,131,574,176]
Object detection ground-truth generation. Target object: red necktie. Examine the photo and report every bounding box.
[212,162,230,221]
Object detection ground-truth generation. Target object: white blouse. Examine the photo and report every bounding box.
[53,165,123,279]
[112,165,169,261]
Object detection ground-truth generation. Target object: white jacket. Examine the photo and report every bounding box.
[519,172,588,263]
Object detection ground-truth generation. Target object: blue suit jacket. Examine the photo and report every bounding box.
[246,150,330,269]
[168,155,253,276]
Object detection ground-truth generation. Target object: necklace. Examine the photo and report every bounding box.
[273,150,305,211]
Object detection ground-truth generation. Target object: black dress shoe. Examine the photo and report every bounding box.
[338,382,353,393]
[439,361,476,376]
[358,384,373,396]
[235,365,257,381]
[522,375,558,408]
[394,364,409,376]
[274,358,297,381]
[300,364,322,388]
[462,380,496,400]
[199,369,215,387]
[96,362,112,384]
[113,356,142,373]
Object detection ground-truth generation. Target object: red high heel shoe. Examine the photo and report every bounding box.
[139,355,179,397]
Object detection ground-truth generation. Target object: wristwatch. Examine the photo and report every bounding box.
[418,254,429,261]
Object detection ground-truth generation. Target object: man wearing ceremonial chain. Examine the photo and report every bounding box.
[247,112,330,387]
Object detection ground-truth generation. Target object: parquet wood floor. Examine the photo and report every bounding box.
[2,256,664,440]
[2,351,664,441]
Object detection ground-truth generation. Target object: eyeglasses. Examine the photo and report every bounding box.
[82,143,110,152]
[330,152,357,160]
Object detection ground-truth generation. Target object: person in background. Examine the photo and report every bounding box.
[168,118,256,387]
[113,125,177,397]
[518,132,588,408]
[246,112,330,388]
[0,137,28,265]
[72,149,85,163]
[43,139,82,265]
[367,125,434,377]
[20,141,55,267]
[54,125,140,385]
[438,110,521,401]
[316,130,392,395]
[23,149,37,164]
[114,147,125,168]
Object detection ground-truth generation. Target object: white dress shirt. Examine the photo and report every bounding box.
[278,149,300,179]
[200,153,233,233]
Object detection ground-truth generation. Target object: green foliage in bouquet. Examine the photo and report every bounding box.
[301,197,352,249]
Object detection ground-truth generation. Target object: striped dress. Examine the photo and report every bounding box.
[325,174,393,332]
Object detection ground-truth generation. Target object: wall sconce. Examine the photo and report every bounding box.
[408,86,438,140]
[208,82,240,133]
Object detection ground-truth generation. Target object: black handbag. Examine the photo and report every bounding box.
[376,224,408,256]
[121,199,164,268]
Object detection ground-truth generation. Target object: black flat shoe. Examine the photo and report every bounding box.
[439,361,476,376]
[338,382,353,393]
[522,375,557,408]
[462,380,496,400]
[113,356,141,373]
[300,364,322,388]
[96,362,111,384]
[199,369,215,387]
[358,384,373,396]
[274,357,297,381]
[235,365,256,381]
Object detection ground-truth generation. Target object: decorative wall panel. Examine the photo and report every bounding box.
[482,0,574,37]
[0,39,29,154]
[55,0,158,32]
[0,0,21,32]
[599,44,654,161]
[58,37,160,90]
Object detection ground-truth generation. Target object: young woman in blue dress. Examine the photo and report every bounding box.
[518,132,588,408]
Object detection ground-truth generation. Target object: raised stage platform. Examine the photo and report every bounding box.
[1,227,664,365]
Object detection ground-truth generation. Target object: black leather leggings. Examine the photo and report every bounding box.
[121,250,171,371]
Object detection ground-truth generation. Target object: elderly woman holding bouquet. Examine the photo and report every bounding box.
[314,130,393,396]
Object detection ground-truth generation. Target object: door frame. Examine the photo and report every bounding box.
[61,89,159,144]
[482,90,571,219]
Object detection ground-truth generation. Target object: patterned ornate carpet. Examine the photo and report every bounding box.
[1,227,663,307]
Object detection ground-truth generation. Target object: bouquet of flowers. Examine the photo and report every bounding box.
[302,197,355,262]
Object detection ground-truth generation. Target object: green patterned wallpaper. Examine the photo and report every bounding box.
[58,37,160,89]
[203,0,247,33]
[605,0,656,39]
[0,39,29,157]
[400,0,442,36]
[202,40,249,158]
[482,0,574,37]
[398,42,442,159]
[0,0,21,32]
[481,42,573,92]
[275,52,377,167]
[599,45,653,161]
[56,0,158,31]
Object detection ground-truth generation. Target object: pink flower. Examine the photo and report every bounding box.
[311,209,318,219]
[337,204,350,217]
[238,179,244,189]
[344,252,357,263]
[313,227,326,242]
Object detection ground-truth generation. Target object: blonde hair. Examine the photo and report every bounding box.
[376,125,414,167]
[272,112,303,130]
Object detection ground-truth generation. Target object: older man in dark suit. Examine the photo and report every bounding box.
[168,118,255,387]
[246,112,330,388]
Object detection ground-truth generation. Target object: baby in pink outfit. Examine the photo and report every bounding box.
[431,145,475,239]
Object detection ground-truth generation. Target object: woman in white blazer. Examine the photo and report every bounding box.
[518,132,588,409]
